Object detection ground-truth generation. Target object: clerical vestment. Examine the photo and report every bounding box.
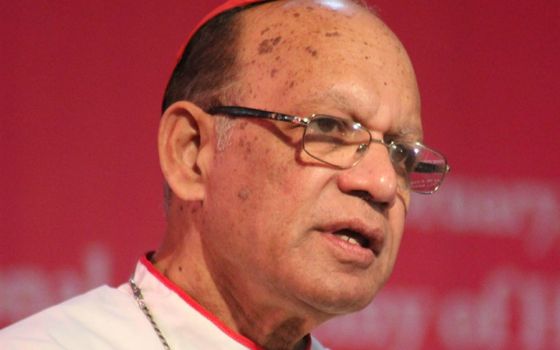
[0,256,328,350]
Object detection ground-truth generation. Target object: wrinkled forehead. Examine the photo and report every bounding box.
[233,0,422,137]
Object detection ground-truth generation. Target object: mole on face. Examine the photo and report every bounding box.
[238,121,249,130]
[325,31,340,37]
[237,188,250,201]
[258,36,283,55]
[305,46,318,57]
[236,133,254,161]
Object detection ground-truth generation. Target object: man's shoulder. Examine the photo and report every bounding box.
[2,284,131,326]
[0,284,158,349]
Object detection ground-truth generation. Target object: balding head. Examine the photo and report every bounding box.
[162,0,401,112]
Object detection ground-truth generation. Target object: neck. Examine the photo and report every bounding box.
[152,203,320,350]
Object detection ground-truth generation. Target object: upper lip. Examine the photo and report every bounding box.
[318,218,385,256]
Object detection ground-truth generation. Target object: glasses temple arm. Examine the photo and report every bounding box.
[208,106,302,124]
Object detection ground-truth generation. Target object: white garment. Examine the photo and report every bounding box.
[0,256,328,350]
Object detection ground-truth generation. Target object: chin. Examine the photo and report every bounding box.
[299,277,383,317]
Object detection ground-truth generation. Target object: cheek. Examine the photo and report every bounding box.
[207,130,303,233]
[232,130,303,196]
[203,132,313,273]
[208,122,333,237]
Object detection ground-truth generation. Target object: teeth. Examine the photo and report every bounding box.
[336,234,361,246]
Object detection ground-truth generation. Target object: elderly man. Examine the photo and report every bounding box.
[0,0,449,349]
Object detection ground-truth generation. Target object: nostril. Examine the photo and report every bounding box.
[352,190,373,203]
[349,190,390,212]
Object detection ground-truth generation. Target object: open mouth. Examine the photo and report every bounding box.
[333,229,370,248]
[331,228,383,257]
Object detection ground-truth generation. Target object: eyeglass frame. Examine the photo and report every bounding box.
[207,105,450,194]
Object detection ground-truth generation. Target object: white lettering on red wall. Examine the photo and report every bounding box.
[407,177,559,258]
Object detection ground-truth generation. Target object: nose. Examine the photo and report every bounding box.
[336,142,398,208]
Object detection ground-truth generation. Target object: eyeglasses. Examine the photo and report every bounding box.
[207,106,450,194]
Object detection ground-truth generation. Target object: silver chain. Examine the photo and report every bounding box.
[129,278,172,350]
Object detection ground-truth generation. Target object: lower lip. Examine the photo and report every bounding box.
[322,232,376,267]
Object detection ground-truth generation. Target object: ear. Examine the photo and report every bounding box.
[158,101,215,201]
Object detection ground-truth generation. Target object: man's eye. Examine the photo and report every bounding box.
[390,143,418,171]
[313,117,345,133]
[390,143,409,162]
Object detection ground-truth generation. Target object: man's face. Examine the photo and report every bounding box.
[200,0,422,319]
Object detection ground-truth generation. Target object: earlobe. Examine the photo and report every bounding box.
[158,101,214,202]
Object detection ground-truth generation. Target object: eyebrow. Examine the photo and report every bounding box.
[296,90,357,115]
[384,130,423,144]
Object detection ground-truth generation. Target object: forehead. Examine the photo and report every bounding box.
[234,0,422,138]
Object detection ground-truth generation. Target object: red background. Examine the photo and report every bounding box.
[1,1,559,349]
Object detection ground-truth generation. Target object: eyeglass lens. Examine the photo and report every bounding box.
[303,115,447,193]
[303,116,370,168]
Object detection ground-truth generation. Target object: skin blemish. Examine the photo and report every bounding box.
[275,56,280,61]
[384,81,388,86]
[293,12,300,17]
[306,6,314,11]
[258,36,282,55]
[325,31,340,37]
[289,81,295,88]
[271,68,278,78]
[258,39,274,54]
[238,188,250,201]
[365,55,369,60]
[305,46,318,57]
[260,27,270,35]
[238,121,249,130]
[178,266,183,272]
